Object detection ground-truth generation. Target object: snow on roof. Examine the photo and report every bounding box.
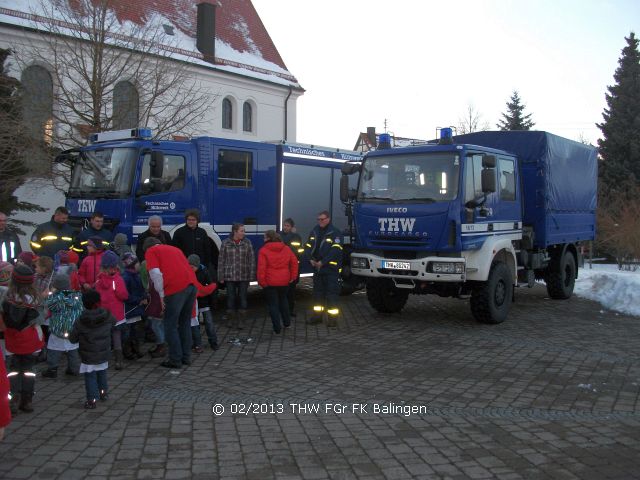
[0,0,300,88]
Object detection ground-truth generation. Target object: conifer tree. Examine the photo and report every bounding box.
[0,48,44,234]
[597,32,640,195]
[497,90,535,131]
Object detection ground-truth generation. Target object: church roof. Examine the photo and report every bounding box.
[0,0,300,87]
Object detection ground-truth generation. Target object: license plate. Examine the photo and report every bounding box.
[383,261,411,270]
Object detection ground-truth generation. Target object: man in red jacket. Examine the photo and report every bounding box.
[143,237,197,369]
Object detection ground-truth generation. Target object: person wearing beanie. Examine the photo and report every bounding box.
[112,233,133,265]
[95,250,128,369]
[42,274,83,378]
[69,289,114,409]
[2,265,44,414]
[55,250,80,291]
[16,252,38,269]
[72,211,113,259]
[121,253,146,360]
[78,236,108,291]
[187,254,219,353]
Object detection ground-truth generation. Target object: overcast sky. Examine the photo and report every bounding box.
[252,0,639,150]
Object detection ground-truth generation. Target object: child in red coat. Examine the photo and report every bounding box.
[257,230,298,333]
[1,265,44,414]
[94,251,128,370]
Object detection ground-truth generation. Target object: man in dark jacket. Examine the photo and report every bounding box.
[301,211,343,327]
[172,209,212,269]
[73,211,113,259]
[278,217,303,317]
[0,211,22,263]
[135,215,172,261]
[30,206,75,259]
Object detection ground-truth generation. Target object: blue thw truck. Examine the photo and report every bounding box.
[340,130,598,324]
[58,128,362,282]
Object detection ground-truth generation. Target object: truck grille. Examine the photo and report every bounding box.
[370,236,428,248]
[377,268,419,276]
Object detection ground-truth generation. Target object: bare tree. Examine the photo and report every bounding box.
[17,0,213,149]
[457,103,490,134]
[596,186,640,269]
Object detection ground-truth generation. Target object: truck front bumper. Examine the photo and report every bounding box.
[350,253,466,282]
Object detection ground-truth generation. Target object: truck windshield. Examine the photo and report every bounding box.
[68,148,138,198]
[358,153,460,203]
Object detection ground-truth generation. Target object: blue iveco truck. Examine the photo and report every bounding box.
[340,129,598,324]
[57,128,362,281]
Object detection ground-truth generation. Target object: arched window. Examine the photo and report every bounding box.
[113,81,139,130]
[243,101,252,132]
[21,65,53,145]
[222,97,232,130]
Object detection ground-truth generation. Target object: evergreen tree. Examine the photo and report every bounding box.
[597,32,640,195]
[0,48,44,234]
[496,90,535,131]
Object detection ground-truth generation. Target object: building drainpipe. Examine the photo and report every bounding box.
[284,85,293,141]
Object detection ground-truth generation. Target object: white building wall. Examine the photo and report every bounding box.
[0,24,302,247]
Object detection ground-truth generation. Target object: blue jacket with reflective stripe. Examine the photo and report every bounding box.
[302,223,343,272]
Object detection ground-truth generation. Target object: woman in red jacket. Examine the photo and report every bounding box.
[257,230,298,333]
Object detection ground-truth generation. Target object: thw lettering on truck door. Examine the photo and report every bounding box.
[78,200,97,213]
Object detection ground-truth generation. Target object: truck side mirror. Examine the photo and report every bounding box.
[481,168,496,193]
[340,175,350,202]
[150,151,164,178]
[482,154,496,168]
[341,162,361,175]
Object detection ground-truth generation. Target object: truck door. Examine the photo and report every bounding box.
[494,155,521,224]
[133,148,194,234]
[463,153,498,228]
[212,146,262,241]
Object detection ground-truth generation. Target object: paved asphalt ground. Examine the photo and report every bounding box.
[1,280,639,479]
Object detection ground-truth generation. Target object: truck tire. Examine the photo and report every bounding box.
[366,279,409,313]
[470,262,512,324]
[545,251,576,299]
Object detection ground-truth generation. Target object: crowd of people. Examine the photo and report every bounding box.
[0,206,344,439]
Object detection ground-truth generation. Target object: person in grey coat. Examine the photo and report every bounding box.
[217,223,255,329]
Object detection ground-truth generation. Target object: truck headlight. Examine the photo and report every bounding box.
[429,262,464,274]
[351,257,370,269]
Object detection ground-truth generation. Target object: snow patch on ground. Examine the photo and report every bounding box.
[575,264,640,317]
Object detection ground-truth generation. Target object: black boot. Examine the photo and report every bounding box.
[114,349,124,370]
[132,340,145,359]
[123,341,135,360]
[42,368,58,378]
[9,393,20,415]
[19,393,34,413]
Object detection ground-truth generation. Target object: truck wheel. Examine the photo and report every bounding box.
[545,251,576,299]
[366,279,409,313]
[470,262,512,324]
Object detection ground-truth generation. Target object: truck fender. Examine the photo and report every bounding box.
[463,236,518,283]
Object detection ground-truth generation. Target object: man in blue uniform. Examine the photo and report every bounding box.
[278,217,303,317]
[30,206,76,259]
[73,211,113,259]
[302,211,343,327]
